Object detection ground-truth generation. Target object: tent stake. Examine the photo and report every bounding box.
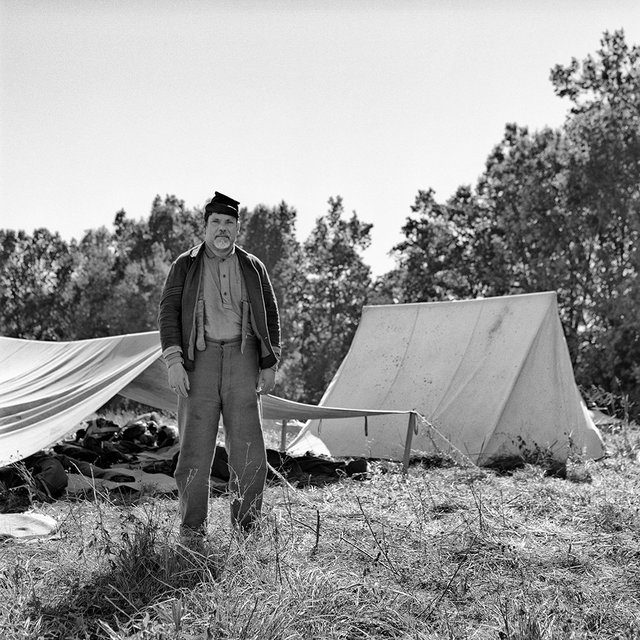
[280,419,289,452]
[403,412,416,474]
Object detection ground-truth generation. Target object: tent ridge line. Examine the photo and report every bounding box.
[363,291,557,312]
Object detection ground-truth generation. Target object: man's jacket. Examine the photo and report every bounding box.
[158,243,280,371]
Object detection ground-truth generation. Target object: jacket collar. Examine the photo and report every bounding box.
[187,243,204,259]
[187,242,250,262]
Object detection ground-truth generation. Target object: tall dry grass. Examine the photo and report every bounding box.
[1,421,639,639]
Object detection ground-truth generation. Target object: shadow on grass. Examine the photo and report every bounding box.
[33,535,222,638]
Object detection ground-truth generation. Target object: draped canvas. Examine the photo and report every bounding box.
[0,332,411,466]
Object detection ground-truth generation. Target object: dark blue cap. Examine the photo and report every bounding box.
[204,191,240,219]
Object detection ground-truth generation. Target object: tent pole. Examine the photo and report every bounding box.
[403,412,416,474]
[280,419,288,452]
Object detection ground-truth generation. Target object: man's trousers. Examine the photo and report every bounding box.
[175,336,266,531]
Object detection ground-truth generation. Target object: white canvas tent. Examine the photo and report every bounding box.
[0,332,414,467]
[288,292,605,465]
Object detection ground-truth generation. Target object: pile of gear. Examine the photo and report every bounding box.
[0,413,367,514]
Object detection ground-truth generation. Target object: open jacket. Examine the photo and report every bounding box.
[158,243,280,371]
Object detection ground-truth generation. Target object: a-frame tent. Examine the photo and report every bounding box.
[288,292,605,465]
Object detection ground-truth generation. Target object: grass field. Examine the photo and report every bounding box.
[1,420,639,640]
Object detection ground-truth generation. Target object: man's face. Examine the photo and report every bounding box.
[205,213,239,253]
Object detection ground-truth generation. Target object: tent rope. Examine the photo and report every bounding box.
[414,414,479,468]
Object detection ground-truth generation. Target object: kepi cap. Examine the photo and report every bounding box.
[204,191,240,219]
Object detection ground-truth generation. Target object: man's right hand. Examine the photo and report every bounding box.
[168,363,190,398]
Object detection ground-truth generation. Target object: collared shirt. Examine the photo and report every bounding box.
[200,244,250,341]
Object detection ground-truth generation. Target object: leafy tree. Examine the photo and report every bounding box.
[393,186,513,302]
[147,195,202,259]
[63,196,200,338]
[113,195,201,273]
[475,124,595,344]
[107,243,171,335]
[550,29,640,410]
[368,268,405,306]
[239,201,298,276]
[238,201,304,399]
[287,197,373,403]
[64,197,192,339]
[106,195,199,335]
[0,229,74,339]
[63,227,120,338]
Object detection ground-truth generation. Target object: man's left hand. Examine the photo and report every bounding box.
[257,368,276,395]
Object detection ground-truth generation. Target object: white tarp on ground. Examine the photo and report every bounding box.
[0,512,58,539]
[0,333,412,466]
[288,292,605,465]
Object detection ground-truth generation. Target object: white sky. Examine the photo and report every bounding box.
[2,0,639,276]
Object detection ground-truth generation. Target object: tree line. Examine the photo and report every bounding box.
[2,31,639,417]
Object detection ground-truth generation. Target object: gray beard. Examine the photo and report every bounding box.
[213,236,232,250]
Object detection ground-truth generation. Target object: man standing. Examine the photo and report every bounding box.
[158,191,280,539]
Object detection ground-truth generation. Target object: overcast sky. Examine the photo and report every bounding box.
[2,0,639,275]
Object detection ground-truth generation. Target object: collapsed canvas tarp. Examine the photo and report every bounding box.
[288,292,605,465]
[0,332,413,466]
